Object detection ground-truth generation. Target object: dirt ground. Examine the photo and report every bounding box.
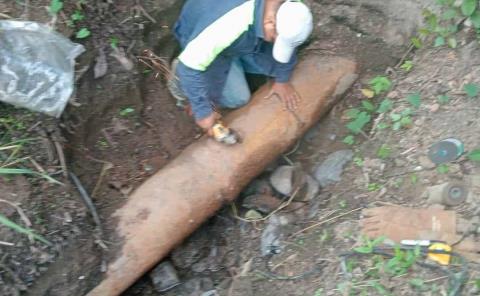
[1,0,480,295]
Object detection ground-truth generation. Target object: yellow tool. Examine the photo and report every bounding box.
[428,242,452,266]
[211,122,239,145]
[401,239,452,265]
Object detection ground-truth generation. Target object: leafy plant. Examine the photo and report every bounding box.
[406,93,422,109]
[377,99,393,113]
[346,112,371,134]
[49,0,63,14]
[464,83,479,98]
[411,37,423,49]
[437,164,450,174]
[76,28,91,39]
[353,156,364,167]
[119,107,135,116]
[384,245,420,276]
[377,144,392,159]
[110,37,119,49]
[362,100,375,112]
[461,0,477,16]
[369,76,392,95]
[71,10,85,21]
[410,173,418,185]
[368,183,382,191]
[468,149,480,161]
[343,135,355,146]
[400,60,413,72]
[390,108,413,131]
[354,236,386,254]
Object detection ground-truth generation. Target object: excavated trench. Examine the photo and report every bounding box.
[21,0,438,295]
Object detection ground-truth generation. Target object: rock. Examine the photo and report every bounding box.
[429,103,440,113]
[242,178,273,197]
[242,194,283,214]
[418,155,436,170]
[171,231,209,268]
[313,150,353,187]
[149,261,180,292]
[244,209,263,220]
[175,277,214,296]
[298,175,320,201]
[260,215,288,256]
[270,164,307,195]
[270,166,294,195]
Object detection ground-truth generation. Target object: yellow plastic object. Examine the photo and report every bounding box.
[427,243,452,265]
[212,122,238,145]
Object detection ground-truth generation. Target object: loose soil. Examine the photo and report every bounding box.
[1,0,479,296]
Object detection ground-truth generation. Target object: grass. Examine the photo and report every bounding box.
[0,213,51,245]
[0,138,62,184]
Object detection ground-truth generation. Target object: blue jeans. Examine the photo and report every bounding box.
[218,56,266,109]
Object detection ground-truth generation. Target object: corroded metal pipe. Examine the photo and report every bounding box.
[87,55,357,296]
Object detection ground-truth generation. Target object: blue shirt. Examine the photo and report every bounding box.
[173,0,297,120]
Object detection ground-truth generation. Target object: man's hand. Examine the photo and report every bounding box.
[268,82,301,111]
[196,112,220,136]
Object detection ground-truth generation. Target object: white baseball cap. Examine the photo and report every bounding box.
[273,0,313,63]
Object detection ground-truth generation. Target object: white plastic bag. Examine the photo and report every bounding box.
[0,21,85,117]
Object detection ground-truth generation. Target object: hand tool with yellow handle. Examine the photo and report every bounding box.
[401,239,452,265]
[211,122,239,145]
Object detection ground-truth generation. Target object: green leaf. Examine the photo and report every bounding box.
[410,174,418,185]
[377,144,392,159]
[390,113,402,122]
[369,76,392,95]
[0,214,52,245]
[377,99,393,113]
[370,281,391,296]
[76,28,91,39]
[407,93,422,109]
[368,183,382,191]
[401,108,413,117]
[377,122,390,130]
[119,107,135,116]
[437,94,450,104]
[411,37,423,48]
[470,11,480,28]
[468,149,480,161]
[464,83,479,98]
[434,36,445,47]
[400,116,412,127]
[354,246,373,254]
[400,60,413,72]
[346,112,371,134]
[0,168,62,184]
[392,121,402,131]
[71,10,85,21]
[461,0,477,16]
[442,8,458,20]
[110,37,119,49]
[362,100,375,112]
[437,164,449,174]
[345,108,360,119]
[447,37,457,48]
[49,0,63,14]
[343,135,355,146]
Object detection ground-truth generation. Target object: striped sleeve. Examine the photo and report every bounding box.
[179,0,255,71]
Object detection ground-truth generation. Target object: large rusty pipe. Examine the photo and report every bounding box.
[87,55,357,296]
